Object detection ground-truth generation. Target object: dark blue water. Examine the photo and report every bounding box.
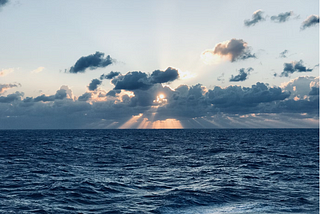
[0,129,318,213]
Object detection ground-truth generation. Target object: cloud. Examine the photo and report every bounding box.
[309,87,319,95]
[203,39,256,62]
[229,67,253,82]
[301,15,319,30]
[0,83,20,93]
[31,67,45,74]
[111,67,179,91]
[150,67,179,83]
[24,88,68,103]
[271,11,293,23]
[112,71,151,90]
[67,52,114,73]
[279,50,288,58]
[88,79,102,91]
[100,71,121,80]
[0,91,23,103]
[78,92,92,101]
[280,60,313,77]
[0,68,14,76]
[0,0,8,8]
[281,76,319,101]
[0,76,318,129]
[244,10,265,26]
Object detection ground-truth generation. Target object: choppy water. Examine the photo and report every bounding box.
[0,129,318,213]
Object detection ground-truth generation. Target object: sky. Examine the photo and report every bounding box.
[0,0,319,129]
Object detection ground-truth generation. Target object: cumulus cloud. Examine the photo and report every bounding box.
[112,71,151,90]
[279,50,288,58]
[0,91,23,103]
[67,52,114,73]
[0,83,20,93]
[112,67,179,91]
[100,71,121,80]
[244,10,265,26]
[271,11,293,23]
[280,60,313,77]
[88,79,102,91]
[150,67,179,83]
[24,87,69,103]
[203,39,256,62]
[301,15,319,30]
[229,68,253,82]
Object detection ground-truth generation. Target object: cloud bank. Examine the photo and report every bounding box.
[0,74,318,129]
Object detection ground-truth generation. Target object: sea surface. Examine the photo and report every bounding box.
[0,129,318,214]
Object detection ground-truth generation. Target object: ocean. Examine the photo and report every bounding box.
[0,129,318,213]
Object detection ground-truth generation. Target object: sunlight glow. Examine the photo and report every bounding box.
[201,50,222,64]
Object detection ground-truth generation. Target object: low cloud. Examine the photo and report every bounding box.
[280,60,313,77]
[203,39,256,62]
[67,52,114,73]
[229,67,253,82]
[244,10,265,27]
[0,91,23,103]
[271,11,293,23]
[0,83,20,93]
[279,50,288,58]
[24,87,68,103]
[301,15,319,30]
[0,76,318,128]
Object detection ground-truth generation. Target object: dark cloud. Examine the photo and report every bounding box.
[279,50,288,58]
[100,71,121,80]
[229,67,253,82]
[88,79,102,91]
[106,90,120,97]
[150,67,179,83]
[112,71,151,90]
[280,60,313,77]
[301,15,319,30]
[271,11,293,23]
[209,39,256,62]
[0,0,8,7]
[24,89,67,103]
[309,87,319,95]
[67,52,114,73]
[111,67,179,91]
[78,92,92,101]
[244,10,265,26]
[0,92,23,103]
[0,83,20,93]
